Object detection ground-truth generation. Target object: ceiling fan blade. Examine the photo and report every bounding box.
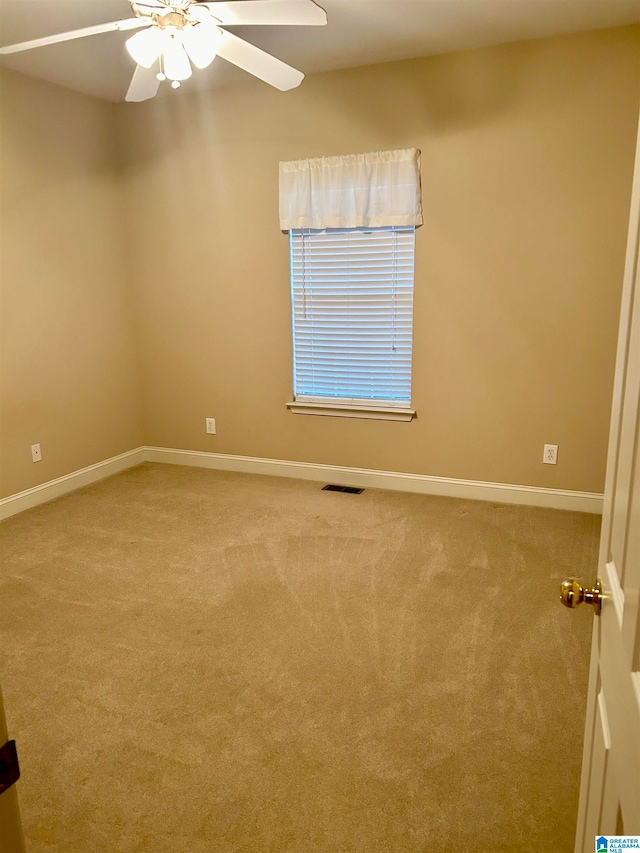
[199,0,327,27]
[126,61,162,102]
[132,0,170,7]
[216,30,303,90]
[0,18,149,55]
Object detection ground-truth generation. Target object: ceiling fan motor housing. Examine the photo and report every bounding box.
[157,12,188,30]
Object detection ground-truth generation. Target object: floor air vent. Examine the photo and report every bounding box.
[322,484,364,494]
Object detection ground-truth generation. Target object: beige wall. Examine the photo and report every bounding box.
[118,26,639,494]
[0,29,637,499]
[0,70,144,498]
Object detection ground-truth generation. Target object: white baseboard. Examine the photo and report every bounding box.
[0,445,604,520]
[144,446,604,514]
[0,448,146,521]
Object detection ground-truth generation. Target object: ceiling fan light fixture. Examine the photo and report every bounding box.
[2,0,325,102]
[162,36,192,81]
[181,23,222,69]
[125,25,165,68]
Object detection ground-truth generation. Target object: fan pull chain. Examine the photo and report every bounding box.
[156,53,166,82]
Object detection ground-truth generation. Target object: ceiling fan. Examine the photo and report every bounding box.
[0,0,327,102]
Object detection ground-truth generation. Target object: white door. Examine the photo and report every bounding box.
[0,685,25,853]
[572,116,640,849]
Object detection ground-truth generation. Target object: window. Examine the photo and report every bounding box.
[279,148,422,420]
[288,226,416,419]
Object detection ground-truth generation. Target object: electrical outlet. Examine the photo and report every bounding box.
[31,443,42,462]
[543,444,558,465]
[206,418,216,435]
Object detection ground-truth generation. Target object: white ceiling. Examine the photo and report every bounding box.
[1,0,639,103]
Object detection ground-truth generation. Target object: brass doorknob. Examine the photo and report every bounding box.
[560,578,602,616]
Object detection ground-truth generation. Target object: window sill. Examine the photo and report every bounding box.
[285,401,416,421]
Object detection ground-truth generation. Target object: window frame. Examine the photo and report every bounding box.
[286,225,417,422]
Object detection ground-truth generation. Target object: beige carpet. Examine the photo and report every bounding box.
[0,463,599,852]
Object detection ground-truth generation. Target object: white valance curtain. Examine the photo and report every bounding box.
[279,148,422,230]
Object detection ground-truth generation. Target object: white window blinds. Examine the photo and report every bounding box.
[290,226,415,407]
